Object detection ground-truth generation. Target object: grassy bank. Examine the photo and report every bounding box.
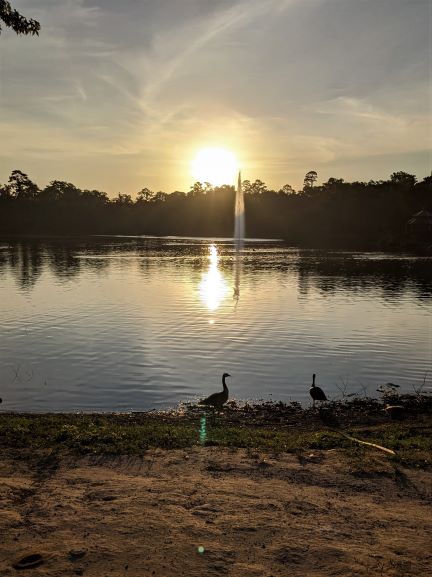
[1,396,431,468]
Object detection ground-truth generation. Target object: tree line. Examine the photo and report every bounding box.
[0,169,430,250]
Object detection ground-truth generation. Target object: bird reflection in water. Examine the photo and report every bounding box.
[199,244,228,312]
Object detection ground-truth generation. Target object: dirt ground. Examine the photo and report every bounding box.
[0,448,431,577]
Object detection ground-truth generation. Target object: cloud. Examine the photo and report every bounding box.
[0,0,429,192]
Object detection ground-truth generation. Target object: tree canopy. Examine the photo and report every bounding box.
[0,0,40,35]
[0,169,430,251]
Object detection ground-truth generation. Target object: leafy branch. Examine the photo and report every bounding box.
[0,0,40,36]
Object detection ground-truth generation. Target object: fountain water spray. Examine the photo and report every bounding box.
[234,171,245,251]
[234,171,245,299]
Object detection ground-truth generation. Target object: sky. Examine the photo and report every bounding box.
[0,0,430,196]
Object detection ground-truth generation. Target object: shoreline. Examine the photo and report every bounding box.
[1,234,431,254]
[1,397,431,576]
[1,396,431,467]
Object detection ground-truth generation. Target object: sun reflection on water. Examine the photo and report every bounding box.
[199,244,229,311]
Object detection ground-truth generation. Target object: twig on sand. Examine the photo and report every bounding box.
[332,430,396,455]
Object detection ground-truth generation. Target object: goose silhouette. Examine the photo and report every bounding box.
[309,373,326,406]
[199,373,230,411]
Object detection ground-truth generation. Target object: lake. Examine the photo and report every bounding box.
[0,237,431,412]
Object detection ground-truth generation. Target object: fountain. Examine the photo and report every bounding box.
[234,171,245,299]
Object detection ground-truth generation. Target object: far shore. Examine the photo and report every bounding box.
[1,233,431,254]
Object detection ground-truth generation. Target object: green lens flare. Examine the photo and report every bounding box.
[198,546,205,554]
[199,415,207,445]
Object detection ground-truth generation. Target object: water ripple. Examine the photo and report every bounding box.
[0,238,431,411]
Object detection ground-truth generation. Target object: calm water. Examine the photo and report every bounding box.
[0,237,431,411]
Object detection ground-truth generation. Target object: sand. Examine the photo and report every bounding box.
[0,447,431,576]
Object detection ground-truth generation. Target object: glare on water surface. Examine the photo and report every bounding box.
[199,244,229,312]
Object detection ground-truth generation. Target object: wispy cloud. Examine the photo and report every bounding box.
[141,0,293,100]
[0,0,429,193]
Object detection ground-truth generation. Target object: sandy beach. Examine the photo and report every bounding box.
[1,444,431,577]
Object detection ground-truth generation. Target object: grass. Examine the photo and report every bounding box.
[0,412,431,468]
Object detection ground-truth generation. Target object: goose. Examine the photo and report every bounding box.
[199,373,230,411]
[309,373,326,406]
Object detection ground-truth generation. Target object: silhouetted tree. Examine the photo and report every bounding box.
[153,191,167,203]
[278,184,296,196]
[41,180,80,201]
[322,177,344,190]
[114,193,133,205]
[136,187,155,202]
[303,170,318,189]
[188,182,205,197]
[243,179,267,195]
[390,171,417,187]
[203,182,213,195]
[0,183,12,199]
[0,0,40,35]
[169,191,186,200]
[81,189,109,204]
[241,180,251,193]
[415,174,432,194]
[8,170,39,199]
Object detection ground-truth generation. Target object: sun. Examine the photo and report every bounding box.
[191,147,239,186]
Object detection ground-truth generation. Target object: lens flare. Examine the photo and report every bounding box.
[199,415,207,445]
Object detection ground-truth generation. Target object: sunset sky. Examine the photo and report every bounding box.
[0,0,429,196]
